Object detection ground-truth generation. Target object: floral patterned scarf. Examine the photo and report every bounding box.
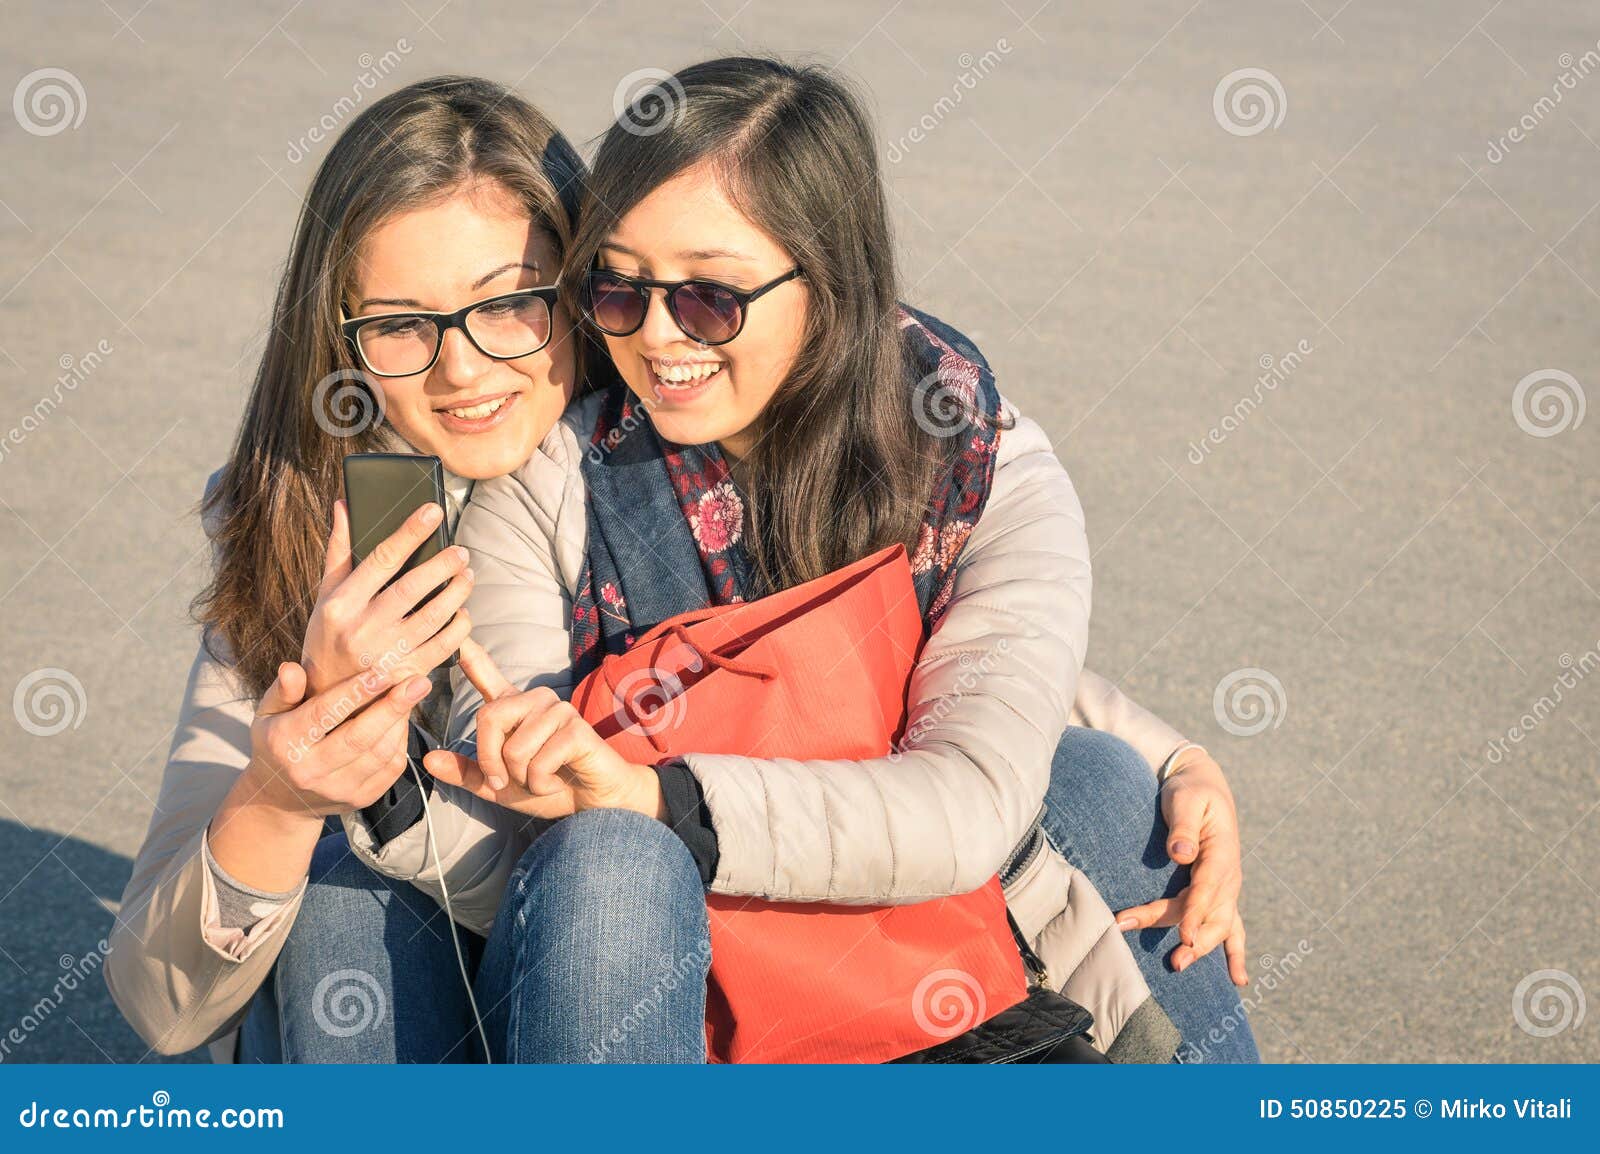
[569,306,1004,678]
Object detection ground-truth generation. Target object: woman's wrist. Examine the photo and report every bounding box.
[1160,742,1211,783]
[626,763,670,821]
[298,657,343,699]
[232,755,312,817]
[208,768,326,893]
[1162,747,1235,804]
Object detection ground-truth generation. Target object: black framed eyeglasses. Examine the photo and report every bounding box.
[580,267,803,347]
[340,285,561,378]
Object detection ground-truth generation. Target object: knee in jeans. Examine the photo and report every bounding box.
[1049,729,1157,806]
[512,808,702,924]
[1053,727,1150,780]
[1047,727,1169,869]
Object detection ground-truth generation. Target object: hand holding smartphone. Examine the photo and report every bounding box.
[295,453,471,694]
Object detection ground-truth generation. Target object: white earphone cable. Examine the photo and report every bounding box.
[410,759,492,1063]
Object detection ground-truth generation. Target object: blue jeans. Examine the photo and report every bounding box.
[473,807,710,1063]
[243,734,1256,1063]
[239,833,485,1062]
[240,809,707,1063]
[1043,728,1261,1063]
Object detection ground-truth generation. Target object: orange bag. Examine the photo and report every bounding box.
[571,545,1028,1064]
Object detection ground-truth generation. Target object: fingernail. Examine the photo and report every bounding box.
[1116,915,1138,932]
[421,503,443,526]
[488,776,507,790]
[464,567,475,583]
[453,545,469,563]
[404,677,430,702]
[1171,840,1196,858]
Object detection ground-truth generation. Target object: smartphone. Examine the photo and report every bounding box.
[342,453,449,588]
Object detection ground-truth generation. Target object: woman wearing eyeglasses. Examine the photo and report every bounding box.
[104,77,588,1061]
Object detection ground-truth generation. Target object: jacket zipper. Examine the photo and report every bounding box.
[999,812,1053,989]
[1014,930,1051,991]
[999,808,1047,888]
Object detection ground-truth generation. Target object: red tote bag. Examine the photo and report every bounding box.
[571,545,1028,1064]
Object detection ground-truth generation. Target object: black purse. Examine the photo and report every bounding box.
[891,985,1107,1064]
[894,818,1109,1064]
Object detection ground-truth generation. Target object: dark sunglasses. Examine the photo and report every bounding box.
[340,285,561,378]
[580,267,803,347]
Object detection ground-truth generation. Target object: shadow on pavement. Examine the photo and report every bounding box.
[0,820,202,1064]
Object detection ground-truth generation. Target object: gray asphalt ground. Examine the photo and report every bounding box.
[1,1,1596,1064]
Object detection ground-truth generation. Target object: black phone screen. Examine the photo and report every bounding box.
[341,453,449,586]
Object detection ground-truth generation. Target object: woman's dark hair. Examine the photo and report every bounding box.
[567,56,947,594]
[197,76,587,698]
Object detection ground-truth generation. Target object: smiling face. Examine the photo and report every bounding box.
[346,180,576,479]
[598,162,807,459]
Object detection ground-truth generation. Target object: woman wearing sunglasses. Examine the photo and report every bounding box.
[107,71,1242,1064]
[426,57,1257,1063]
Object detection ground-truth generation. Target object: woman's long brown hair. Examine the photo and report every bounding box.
[196,76,585,699]
[566,57,947,595]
